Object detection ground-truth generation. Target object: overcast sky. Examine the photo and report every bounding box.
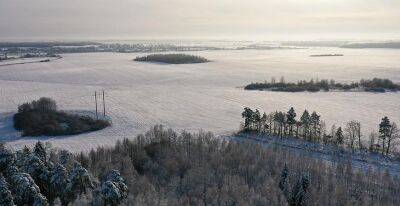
[0,0,399,41]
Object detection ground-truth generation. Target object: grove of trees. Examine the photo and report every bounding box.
[241,107,400,156]
[13,97,110,137]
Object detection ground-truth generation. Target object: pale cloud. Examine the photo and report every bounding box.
[0,0,399,40]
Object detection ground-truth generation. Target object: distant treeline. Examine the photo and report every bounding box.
[0,42,101,48]
[244,77,400,92]
[134,53,210,64]
[14,97,110,136]
[241,107,399,156]
[341,42,400,49]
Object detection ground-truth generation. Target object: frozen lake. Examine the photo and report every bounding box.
[0,47,399,152]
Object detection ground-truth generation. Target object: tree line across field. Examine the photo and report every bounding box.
[13,97,110,137]
[244,77,400,93]
[241,106,399,156]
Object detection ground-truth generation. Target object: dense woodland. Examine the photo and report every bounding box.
[13,98,110,136]
[0,142,127,206]
[1,125,400,205]
[241,107,400,156]
[244,77,400,92]
[134,54,210,64]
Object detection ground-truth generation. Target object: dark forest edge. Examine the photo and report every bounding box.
[244,77,400,93]
[134,54,210,64]
[240,107,399,158]
[13,97,110,137]
[2,125,400,205]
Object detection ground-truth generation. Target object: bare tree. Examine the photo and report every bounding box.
[345,121,362,151]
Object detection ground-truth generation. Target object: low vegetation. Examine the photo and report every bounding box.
[241,107,400,156]
[134,54,210,64]
[13,97,110,137]
[244,77,400,92]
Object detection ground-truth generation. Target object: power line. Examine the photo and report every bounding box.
[95,91,98,119]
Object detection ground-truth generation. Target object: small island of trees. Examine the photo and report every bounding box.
[244,77,400,93]
[134,54,210,64]
[13,97,110,136]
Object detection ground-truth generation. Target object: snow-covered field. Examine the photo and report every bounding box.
[0,47,399,152]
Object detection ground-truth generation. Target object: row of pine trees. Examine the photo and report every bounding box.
[241,107,399,155]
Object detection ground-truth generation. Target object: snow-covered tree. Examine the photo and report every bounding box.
[0,175,15,206]
[278,164,289,200]
[7,167,48,206]
[0,146,15,173]
[59,150,74,167]
[50,164,70,205]
[101,170,128,205]
[289,173,310,206]
[34,141,47,163]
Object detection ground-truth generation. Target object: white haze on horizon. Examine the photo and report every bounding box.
[0,0,400,41]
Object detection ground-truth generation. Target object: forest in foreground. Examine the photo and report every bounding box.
[2,125,400,206]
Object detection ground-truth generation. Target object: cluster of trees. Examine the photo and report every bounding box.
[134,54,210,64]
[244,77,399,93]
[0,142,127,205]
[13,97,110,136]
[73,126,398,205]
[241,107,400,155]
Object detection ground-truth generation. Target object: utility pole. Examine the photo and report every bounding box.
[95,91,98,119]
[102,90,106,117]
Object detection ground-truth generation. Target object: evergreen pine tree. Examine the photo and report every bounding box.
[101,170,128,206]
[242,107,254,131]
[336,127,344,146]
[287,107,297,136]
[379,116,391,154]
[289,173,311,206]
[300,110,310,139]
[278,164,289,200]
[33,141,47,163]
[0,175,15,206]
[310,111,321,141]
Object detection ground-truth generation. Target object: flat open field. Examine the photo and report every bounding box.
[0,47,399,152]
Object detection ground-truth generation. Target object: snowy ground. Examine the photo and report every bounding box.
[0,48,399,152]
